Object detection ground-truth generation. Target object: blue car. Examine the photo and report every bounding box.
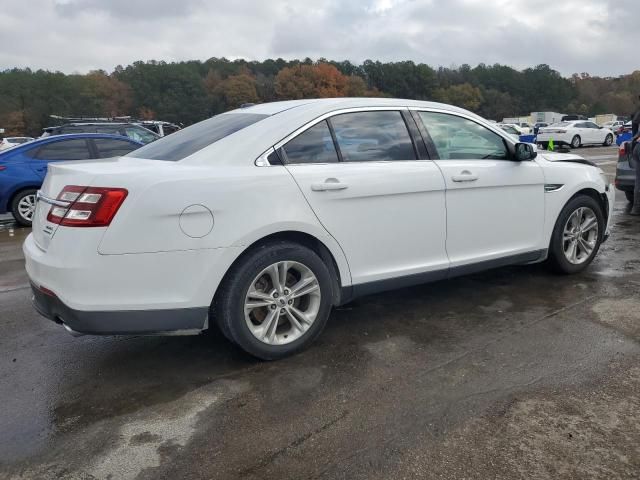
[0,134,143,226]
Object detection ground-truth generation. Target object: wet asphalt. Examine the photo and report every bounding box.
[1,146,639,479]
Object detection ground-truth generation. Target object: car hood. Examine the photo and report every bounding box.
[538,151,597,167]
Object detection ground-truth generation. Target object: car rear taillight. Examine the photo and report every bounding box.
[619,143,627,157]
[0,165,6,171]
[47,185,128,227]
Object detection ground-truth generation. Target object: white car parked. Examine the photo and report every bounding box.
[24,98,615,359]
[0,136,34,150]
[537,121,615,149]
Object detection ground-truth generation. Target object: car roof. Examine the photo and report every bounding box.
[46,122,140,128]
[0,133,143,157]
[234,97,472,116]
[181,97,508,165]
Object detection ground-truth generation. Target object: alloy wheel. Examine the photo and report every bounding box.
[562,207,598,265]
[244,261,321,345]
[571,136,580,148]
[17,194,36,222]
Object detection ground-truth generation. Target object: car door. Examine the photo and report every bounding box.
[586,122,605,144]
[574,122,594,144]
[29,138,93,180]
[281,109,449,288]
[414,110,545,270]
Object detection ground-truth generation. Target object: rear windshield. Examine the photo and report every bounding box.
[127,113,268,161]
[550,122,570,127]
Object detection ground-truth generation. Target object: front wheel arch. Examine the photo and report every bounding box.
[547,192,605,274]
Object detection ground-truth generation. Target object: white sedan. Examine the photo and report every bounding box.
[24,98,615,359]
[537,121,615,149]
[0,136,34,150]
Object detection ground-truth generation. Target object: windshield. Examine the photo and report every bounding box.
[127,113,268,161]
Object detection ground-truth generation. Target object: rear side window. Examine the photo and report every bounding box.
[34,139,92,161]
[330,111,416,162]
[128,113,268,161]
[280,121,339,164]
[94,138,140,158]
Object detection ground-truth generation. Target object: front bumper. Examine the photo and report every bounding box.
[31,282,208,335]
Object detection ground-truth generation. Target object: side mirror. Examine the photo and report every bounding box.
[514,142,537,161]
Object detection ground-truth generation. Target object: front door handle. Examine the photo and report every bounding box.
[311,178,349,191]
[452,170,479,183]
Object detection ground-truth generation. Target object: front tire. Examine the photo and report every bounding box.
[548,195,604,274]
[10,189,37,227]
[213,241,334,360]
[571,135,581,149]
[603,134,613,147]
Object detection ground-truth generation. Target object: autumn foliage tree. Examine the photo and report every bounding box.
[275,62,380,99]
[212,73,259,110]
[1,58,639,136]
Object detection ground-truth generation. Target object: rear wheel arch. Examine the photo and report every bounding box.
[215,231,345,309]
[7,186,40,210]
[7,185,40,208]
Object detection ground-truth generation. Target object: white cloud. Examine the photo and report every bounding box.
[0,0,634,76]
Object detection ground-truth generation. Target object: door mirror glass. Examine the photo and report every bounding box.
[514,143,537,161]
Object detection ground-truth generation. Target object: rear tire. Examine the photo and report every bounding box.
[626,191,635,203]
[604,134,613,147]
[10,189,37,227]
[548,195,604,274]
[213,241,334,360]
[571,135,581,149]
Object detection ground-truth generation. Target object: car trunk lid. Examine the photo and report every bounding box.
[32,158,160,251]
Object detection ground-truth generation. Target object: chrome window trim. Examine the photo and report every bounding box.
[255,106,415,167]
[409,106,519,147]
[36,190,70,208]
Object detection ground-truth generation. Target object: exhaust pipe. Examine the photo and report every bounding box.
[62,322,85,337]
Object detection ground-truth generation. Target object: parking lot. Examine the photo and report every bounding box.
[1,145,638,479]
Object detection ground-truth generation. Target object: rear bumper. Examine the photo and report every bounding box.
[615,164,635,191]
[31,282,208,335]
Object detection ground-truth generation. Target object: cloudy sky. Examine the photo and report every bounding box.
[0,0,634,76]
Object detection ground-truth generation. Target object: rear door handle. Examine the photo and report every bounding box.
[452,170,479,183]
[311,179,349,191]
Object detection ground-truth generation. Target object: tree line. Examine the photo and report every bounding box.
[1,57,639,136]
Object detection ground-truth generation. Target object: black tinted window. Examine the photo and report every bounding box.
[419,112,509,160]
[128,113,268,161]
[280,120,338,164]
[330,111,416,162]
[163,125,180,135]
[94,138,139,158]
[35,139,91,160]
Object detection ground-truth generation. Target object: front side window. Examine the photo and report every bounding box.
[128,113,268,161]
[330,111,416,162]
[418,112,509,161]
[94,138,140,158]
[280,120,338,164]
[34,139,92,161]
